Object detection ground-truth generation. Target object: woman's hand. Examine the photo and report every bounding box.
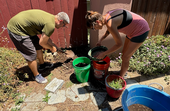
[96,41,101,47]
[96,52,106,60]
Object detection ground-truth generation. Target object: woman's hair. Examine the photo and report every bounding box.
[85,11,103,28]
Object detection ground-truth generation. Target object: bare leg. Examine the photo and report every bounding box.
[119,38,130,76]
[36,49,44,64]
[27,49,44,77]
[120,38,143,77]
[28,60,39,77]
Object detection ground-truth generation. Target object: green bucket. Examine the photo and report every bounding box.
[72,57,91,83]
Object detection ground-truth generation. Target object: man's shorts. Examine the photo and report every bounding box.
[7,29,43,61]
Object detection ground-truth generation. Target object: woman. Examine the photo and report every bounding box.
[85,9,150,77]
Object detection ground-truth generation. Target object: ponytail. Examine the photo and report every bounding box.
[85,11,102,28]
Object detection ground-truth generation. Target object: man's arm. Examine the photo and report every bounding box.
[47,38,64,53]
[39,33,56,53]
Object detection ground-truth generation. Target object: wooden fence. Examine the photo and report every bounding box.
[0,0,87,48]
[1,0,170,48]
[131,0,170,37]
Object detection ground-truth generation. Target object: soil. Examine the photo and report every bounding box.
[128,104,153,111]
[75,63,88,67]
[96,61,107,64]
[93,51,105,57]
[3,46,170,111]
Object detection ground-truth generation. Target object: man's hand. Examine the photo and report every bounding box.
[56,47,65,53]
[51,46,57,53]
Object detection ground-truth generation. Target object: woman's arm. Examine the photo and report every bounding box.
[106,25,123,53]
[96,20,123,59]
[100,30,110,41]
[96,30,110,46]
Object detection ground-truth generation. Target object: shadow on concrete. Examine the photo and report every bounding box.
[69,66,123,111]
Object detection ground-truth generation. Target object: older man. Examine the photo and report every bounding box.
[7,9,70,83]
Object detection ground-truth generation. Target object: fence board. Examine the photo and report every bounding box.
[67,0,74,47]
[139,0,147,18]
[22,0,32,10]
[144,0,156,37]
[0,13,7,47]
[53,0,61,46]
[0,12,14,48]
[15,0,25,13]
[151,0,164,36]
[0,0,11,25]
[30,0,40,9]
[164,13,170,34]
[6,0,18,17]
[159,0,170,35]
[70,0,82,47]
[38,0,48,12]
[46,0,54,14]
[0,0,15,47]
[60,0,69,48]
[131,0,138,13]
[61,0,70,48]
[53,0,65,47]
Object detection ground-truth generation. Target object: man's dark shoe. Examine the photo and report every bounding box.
[38,62,53,71]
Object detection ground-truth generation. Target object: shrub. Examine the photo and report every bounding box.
[116,35,170,76]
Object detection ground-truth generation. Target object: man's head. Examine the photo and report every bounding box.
[55,12,70,28]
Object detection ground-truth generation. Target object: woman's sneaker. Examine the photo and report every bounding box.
[38,62,53,71]
[35,74,47,83]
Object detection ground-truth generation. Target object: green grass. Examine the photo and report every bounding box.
[43,91,51,102]
[11,107,20,111]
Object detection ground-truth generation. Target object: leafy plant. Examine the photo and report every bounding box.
[116,35,170,76]
[108,78,124,89]
[11,107,20,111]
[11,93,20,99]
[164,75,170,82]
[43,91,51,102]
[15,96,24,106]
